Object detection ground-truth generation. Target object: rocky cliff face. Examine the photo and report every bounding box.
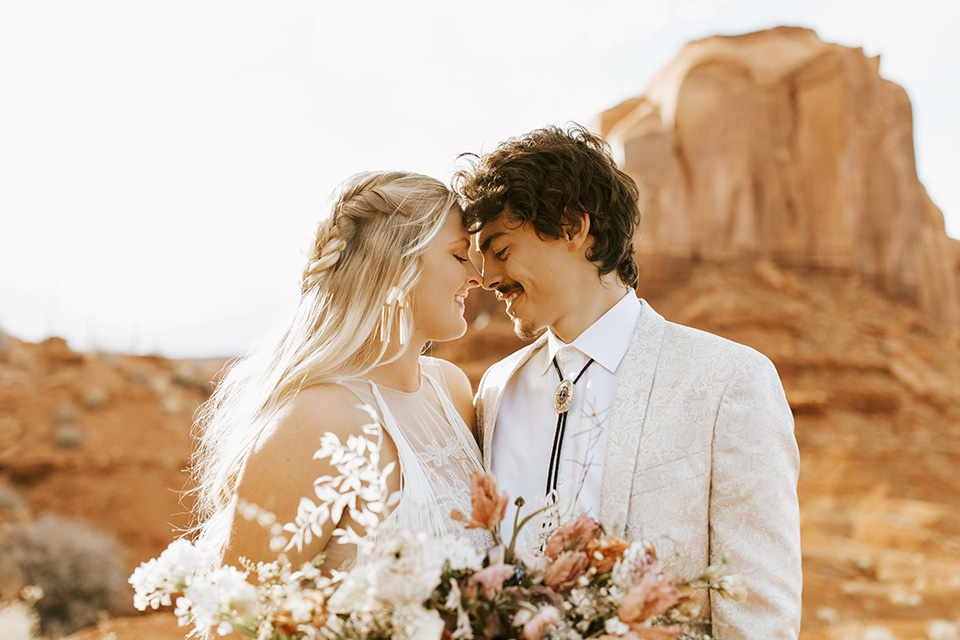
[595,26,960,326]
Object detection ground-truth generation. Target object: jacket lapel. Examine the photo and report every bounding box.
[598,300,666,537]
[478,334,548,470]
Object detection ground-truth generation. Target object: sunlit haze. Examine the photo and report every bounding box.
[2,0,957,357]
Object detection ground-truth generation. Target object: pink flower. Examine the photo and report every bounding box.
[451,471,509,531]
[521,605,561,640]
[514,547,549,576]
[472,563,515,599]
[619,572,681,624]
[542,550,590,591]
[544,513,600,560]
[586,534,630,574]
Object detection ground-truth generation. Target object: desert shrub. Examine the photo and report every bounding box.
[82,387,109,411]
[0,486,24,511]
[53,424,86,449]
[0,516,133,637]
[53,402,77,425]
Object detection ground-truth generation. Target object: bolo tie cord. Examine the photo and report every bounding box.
[546,356,595,495]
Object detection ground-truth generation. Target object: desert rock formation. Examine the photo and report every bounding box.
[595,26,960,327]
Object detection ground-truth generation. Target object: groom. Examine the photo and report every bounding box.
[456,124,801,639]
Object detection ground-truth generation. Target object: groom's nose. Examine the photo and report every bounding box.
[480,267,500,291]
[464,254,481,289]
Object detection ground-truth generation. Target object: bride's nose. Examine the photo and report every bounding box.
[465,256,481,289]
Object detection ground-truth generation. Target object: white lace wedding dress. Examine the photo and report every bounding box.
[335,356,492,566]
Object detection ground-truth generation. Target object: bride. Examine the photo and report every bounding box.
[188,171,489,571]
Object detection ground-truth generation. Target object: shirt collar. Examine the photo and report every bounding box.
[541,289,641,375]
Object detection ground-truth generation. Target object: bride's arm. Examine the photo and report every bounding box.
[223,384,401,570]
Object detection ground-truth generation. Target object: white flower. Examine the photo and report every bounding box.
[366,530,442,605]
[717,573,747,602]
[604,617,630,635]
[129,538,220,611]
[164,538,214,575]
[183,575,221,633]
[437,533,485,571]
[326,569,374,614]
[254,561,281,581]
[174,596,192,622]
[392,603,444,640]
[0,601,39,640]
[178,565,256,635]
[210,566,258,618]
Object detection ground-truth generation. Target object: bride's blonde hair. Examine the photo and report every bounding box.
[187,171,457,557]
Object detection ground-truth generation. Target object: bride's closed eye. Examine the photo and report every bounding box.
[454,253,469,263]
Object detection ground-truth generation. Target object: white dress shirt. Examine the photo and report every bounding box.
[491,290,641,542]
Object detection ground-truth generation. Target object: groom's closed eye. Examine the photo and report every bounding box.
[478,231,508,255]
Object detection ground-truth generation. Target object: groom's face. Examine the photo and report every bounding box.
[473,207,575,340]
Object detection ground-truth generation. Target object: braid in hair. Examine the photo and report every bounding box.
[300,171,410,294]
[300,223,346,294]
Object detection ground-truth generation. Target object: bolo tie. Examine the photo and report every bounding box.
[546,355,595,495]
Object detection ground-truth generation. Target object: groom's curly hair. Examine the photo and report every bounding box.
[453,123,641,288]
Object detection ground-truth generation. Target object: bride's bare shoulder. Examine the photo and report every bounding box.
[227,383,390,566]
[256,383,376,457]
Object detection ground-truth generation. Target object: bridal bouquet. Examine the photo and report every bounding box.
[131,427,745,640]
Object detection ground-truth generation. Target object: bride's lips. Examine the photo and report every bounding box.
[454,292,468,311]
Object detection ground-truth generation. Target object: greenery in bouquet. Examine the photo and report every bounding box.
[130,422,745,640]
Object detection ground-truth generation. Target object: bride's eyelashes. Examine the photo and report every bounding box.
[454,253,469,263]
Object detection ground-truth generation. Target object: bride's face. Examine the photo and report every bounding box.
[410,207,480,343]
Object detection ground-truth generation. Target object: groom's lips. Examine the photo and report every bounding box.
[495,285,523,315]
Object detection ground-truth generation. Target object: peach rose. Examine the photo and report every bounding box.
[619,572,681,624]
[637,625,683,639]
[472,562,515,599]
[542,550,590,591]
[521,605,562,640]
[451,471,509,530]
[605,625,682,640]
[586,534,630,574]
[544,513,600,560]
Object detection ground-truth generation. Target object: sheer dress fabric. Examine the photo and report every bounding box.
[335,356,491,568]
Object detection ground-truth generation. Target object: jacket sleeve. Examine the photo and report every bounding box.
[708,350,802,640]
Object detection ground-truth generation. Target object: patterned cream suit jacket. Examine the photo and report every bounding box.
[475,300,802,640]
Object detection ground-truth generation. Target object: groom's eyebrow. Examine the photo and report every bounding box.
[479,232,508,254]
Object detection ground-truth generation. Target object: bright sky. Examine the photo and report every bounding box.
[1,0,957,357]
